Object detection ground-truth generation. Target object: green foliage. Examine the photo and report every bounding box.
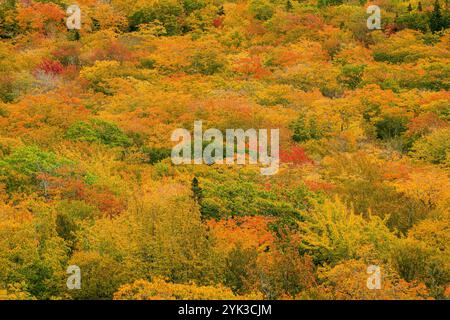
[290,113,323,142]
[68,251,130,299]
[186,51,224,75]
[223,244,258,294]
[182,0,207,14]
[55,200,99,249]
[391,238,450,298]
[0,146,67,193]
[429,0,447,33]
[297,198,395,266]
[129,0,184,35]
[0,0,18,39]
[143,147,172,164]
[375,116,408,140]
[410,128,450,165]
[317,0,343,7]
[285,0,293,12]
[338,64,365,90]
[396,13,429,33]
[249,0,274,21]
[0,205,69,300]
[197,171,306,219]
[139,58,156,69]
[65,119,132,147]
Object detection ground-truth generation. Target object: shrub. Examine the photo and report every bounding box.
[374,116,408,140]
[186,51,224,75]
[249,0,274,21]
[410,128,450,165]
[290,114,323,142]
[65,119,132,147]
[129,0,184,35]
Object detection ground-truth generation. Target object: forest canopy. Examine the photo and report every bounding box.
[0,0,449,300]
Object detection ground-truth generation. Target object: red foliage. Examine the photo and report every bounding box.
[89,41,133,63]
[280,146,313,165]
[51,44,81,66]
[406,112,447,137]
[36,59,64,75]
[84,187,125,218]
[384,23,399,36]
[46,174,125,218]
[304,180,335,192]
[213,17,223,28]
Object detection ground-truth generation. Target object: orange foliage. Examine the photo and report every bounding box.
[207,216,275,253]
[16,2,65,34]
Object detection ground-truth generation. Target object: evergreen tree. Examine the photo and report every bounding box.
[418,1,423,11]
[429,0,444,32]
[286,0,293,11]
[408,3,413,12]
[191,177,203,206]
[217,5,225,16]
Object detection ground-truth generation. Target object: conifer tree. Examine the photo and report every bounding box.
[217,5,225,16]
[286,0,293,12]
[429,0,444,32]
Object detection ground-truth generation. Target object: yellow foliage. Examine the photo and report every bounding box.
[315,260,430,300]
[113,278,262,300]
